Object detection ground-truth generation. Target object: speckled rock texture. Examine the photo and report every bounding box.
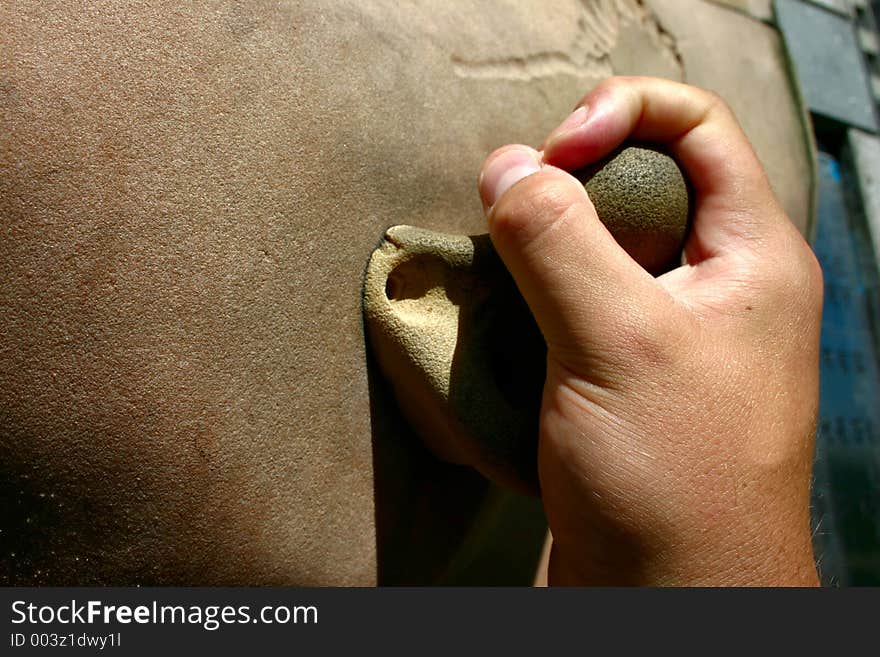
[578,145,690,274]
[1,0,814,585]
[363,148,689,493]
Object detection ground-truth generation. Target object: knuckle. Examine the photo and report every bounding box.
[794,245,825,312]
[753,228,824,314]
[778,237,819,288]
[802,245,824,292]
[695,88,733,127]
[700,88,727,110]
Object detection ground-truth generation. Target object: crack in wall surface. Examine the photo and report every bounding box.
[634,0,684,75]
[451,0,683,81]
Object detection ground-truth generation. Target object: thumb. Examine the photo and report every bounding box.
[478,145,673,373]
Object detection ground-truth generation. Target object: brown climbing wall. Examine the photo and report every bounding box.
[0,0,813,585]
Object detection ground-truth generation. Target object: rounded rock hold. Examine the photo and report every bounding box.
[577,145,690,275]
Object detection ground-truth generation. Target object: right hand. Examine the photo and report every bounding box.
[478,77,822,585]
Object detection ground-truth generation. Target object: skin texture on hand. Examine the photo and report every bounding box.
[478,77,822,586]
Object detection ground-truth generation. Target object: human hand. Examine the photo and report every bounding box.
[478,77,822,586]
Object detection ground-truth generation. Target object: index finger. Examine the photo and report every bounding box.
[542,77,781,246]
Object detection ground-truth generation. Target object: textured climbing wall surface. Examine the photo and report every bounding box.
[0,0,816,585]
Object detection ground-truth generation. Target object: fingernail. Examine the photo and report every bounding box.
[558,105,589,132]
[479,149,542,210]
[543,105,590,151]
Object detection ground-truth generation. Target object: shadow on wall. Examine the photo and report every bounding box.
[364,239,548,585]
